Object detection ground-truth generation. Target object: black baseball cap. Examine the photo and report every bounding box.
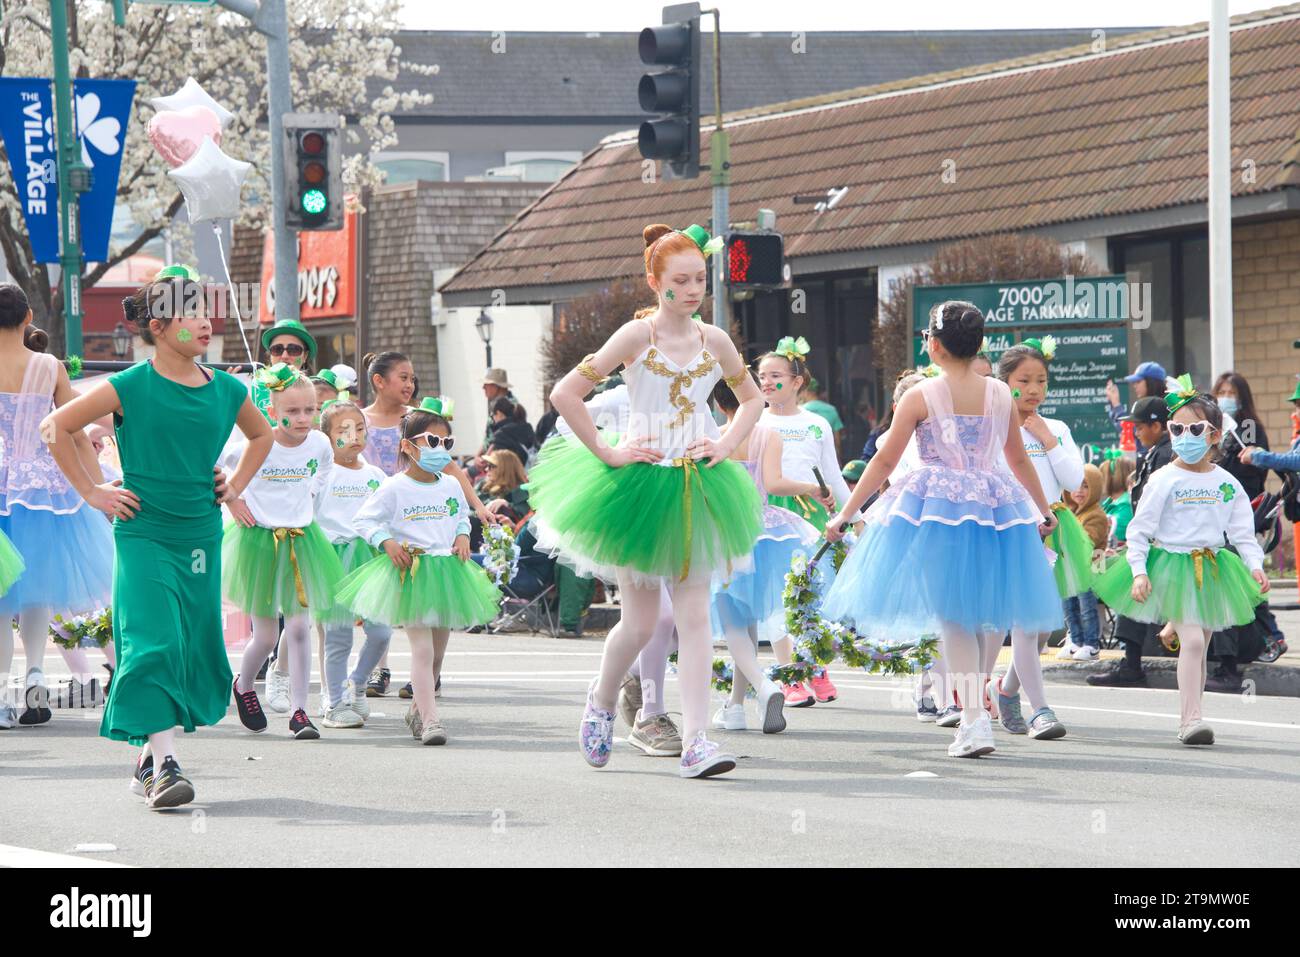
[1119,396,1168,424]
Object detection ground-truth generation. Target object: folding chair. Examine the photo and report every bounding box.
[485,511,561,637]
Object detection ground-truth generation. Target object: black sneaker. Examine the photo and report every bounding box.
[130,753,154,797]
[232,677,268,733]
[103,662,115,699]
[399,681,413,699]
[366,668,390,697]
[18,675,52,725]
[1205,673,1243,694]
[1087,668,1147,687]
[147,757,195,810]
[289,708,320,740]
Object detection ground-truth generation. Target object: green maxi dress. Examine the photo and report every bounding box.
[100,361,247,745]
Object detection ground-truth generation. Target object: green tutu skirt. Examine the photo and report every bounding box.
[335,552,501,629]
[0,529,23,595]
[222,521,344,621]
[767,493,830,532]
[1093,546,1262,630]
[1047,505,1095,599]
[528,436,763,586]
[320,538,381,624]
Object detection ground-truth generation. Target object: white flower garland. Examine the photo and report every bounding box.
[482,522,520,588]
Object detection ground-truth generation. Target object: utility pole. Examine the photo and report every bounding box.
[703,7,728,331]
[1208,0,1233,373]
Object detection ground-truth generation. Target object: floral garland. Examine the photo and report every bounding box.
[769,547,939,685]
[49,608,113,650]
[482,522,519,588]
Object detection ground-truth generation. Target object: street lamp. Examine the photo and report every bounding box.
[112,321,132,359]
[475,308,494,368]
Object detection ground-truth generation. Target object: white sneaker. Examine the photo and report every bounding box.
[265,668,290,714]
[1071,645,1099,661]
[344,679,368,720]
[0,688,16,729]
[1055,641,1079,660]
[322,702,363,728]
[948,713,996,758]
[757,679,786,734]
[711,703,746,731]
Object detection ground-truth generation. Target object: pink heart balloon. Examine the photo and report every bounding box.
[148,105,222,168]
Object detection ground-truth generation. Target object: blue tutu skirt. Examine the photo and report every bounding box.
[822,516,1063,639]
[712,511,818,634]
[0,504,114,616]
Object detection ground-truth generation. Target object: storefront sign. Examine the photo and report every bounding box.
[260,209,357,320]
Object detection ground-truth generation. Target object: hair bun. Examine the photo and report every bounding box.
[643,224,673,247]
[24,325,49,353]
[959,308,981,329]
[362,352,377,368]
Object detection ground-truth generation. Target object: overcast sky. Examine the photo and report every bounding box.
[399,1,1276,32]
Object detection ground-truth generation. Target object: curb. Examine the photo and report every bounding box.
[1042,658,1300,698]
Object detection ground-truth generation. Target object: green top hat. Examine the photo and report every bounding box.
[261,317,317,363]
[1289,379,1300,403]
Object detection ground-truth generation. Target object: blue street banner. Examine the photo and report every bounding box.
[0,78,59,262]
[0,77,135,264]
[73,78,136,263]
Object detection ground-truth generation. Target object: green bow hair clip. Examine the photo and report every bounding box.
[319,389,352,412]
[1022,335,1057,360]
[676,224,725,257]
[1103,447,1125,462]
[775,336,811,362]
[155,263,201,282]
[920,364,941,379]
[419,395,455,420]
[1164,373,1197,414]
[257,362,301,392]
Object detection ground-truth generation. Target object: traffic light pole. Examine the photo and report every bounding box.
[49,0,89,360]
[216,0,299,327]
[704,8,728,330]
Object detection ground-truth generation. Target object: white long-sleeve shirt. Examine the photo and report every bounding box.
[1021,418,1085,501]
[223,430,334,528]
[1124,463,1264,575]
[314,459,387,544]
[760,407,851,509]
[353,471,472,556]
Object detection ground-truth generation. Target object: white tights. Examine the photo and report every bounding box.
[725,622,766,706]
[999,629,1050,713]
[408,626,450,724]
[939,622,992,722]
[1173,621,1211,727]
[0,608,52,684]
[624,587,676,718]
[594,571,713,743]
[238,614,312,712]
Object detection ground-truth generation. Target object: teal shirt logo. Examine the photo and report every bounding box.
[306,458,319,476]
[808,424,823,440]
[367,478,380,491]
[1219,482,1234,503]
[446,497,460,516]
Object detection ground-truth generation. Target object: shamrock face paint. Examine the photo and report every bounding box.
[664,289,675,301]
[776,383,783,390]
[281,417,291,427]
[176,328,194,343]
[336,439,345,448]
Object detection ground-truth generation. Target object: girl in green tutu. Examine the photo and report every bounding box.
[987,338,1086,740]
[335,398,501,746]
[225,366,344,741]
[42,266,274,809]
[531,223,764,779]
[1093,378,1269,746]
[314,394,390,729]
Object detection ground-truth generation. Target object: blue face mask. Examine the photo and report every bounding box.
[416,446,452,474]
[1217,396,1238,417]
[1171,433,1210,465]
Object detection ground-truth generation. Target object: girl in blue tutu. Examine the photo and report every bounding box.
[1093,378,1268,746]
[531,223,764,779]
[709,371,823,735]
[822,301,1062,758]
[0,283,113,727]
[335,398,501,746]
[986,338,1085,740]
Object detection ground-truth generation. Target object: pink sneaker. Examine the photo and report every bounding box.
[782,682,816,708]
[809,669,838,703]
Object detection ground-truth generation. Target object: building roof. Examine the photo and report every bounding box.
[387,28,1151,119]
[439,5,1300,298]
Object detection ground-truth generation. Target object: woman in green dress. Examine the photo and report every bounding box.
[43,266,272,810]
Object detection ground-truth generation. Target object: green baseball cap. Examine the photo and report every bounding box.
[842,459,866,483]
[261,317,317,363]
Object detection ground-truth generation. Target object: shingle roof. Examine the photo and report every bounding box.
[387,28,1150,119]
[439,6,1300,297]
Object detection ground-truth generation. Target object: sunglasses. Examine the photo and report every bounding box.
[269,343,305,357]
[1168,421,1215,438]
[408,432,455,451]
[483,463,497,471]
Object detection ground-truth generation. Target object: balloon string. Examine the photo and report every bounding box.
[210,220,259,370]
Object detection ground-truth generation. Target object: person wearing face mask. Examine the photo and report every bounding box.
[1211,372,1270,500]
[335,398,502,746]
[1094,378,1268,747]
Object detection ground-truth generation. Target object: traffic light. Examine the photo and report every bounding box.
[726,231,785,289]
[637,3,701,180]
[283,113,343,231]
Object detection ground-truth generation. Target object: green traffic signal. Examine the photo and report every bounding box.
[301,189,327,215]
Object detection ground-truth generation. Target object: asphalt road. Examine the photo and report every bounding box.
[2,631,1298,868]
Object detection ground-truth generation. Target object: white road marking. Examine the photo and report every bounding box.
[0,843,131,868]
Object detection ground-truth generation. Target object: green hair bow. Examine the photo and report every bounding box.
[1022,335,1057,360]
[1164,373,1197,414]
[257,362,302,392]
[676,224,725,257]
[320,389,352,412]
[419,395,455,420]
[1103,447,1125,462]
[775,336,811,362]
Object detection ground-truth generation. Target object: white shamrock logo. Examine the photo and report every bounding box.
[45,93,123,169]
